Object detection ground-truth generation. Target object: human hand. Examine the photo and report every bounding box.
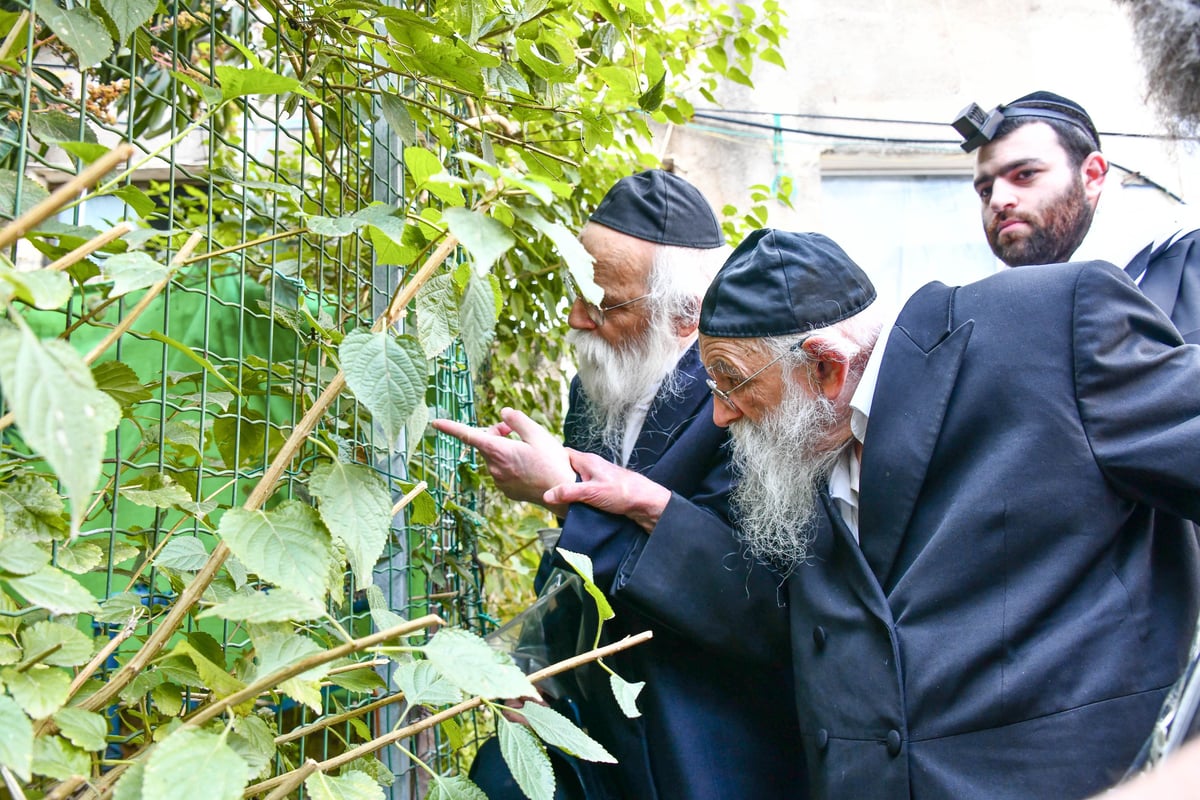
[431,408,575,512]
[543,448,672,532]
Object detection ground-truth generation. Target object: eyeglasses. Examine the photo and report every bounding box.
[564,273,651,326]
[705,337,810,411]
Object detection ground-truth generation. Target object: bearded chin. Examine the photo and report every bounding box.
[728,382,846,573]
[567,316,685,457]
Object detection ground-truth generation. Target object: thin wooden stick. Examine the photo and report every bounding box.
[44,221,134,273]
[391,480,428,516]
[0,144,134,251]
[262,759,319,800]
[81,230,201,364]
[243,631,653,797]
[183,615,443,729]
[179,228,305,266]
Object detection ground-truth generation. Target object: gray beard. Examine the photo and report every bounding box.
[728,378,846,573]
[567,317,685,457]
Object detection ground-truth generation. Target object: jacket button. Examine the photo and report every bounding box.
[886,729,902,757]
[813,626,827,650]
[816,729,829,751]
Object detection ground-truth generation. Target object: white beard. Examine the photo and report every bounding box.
[728,376,847,573]
[567,316,685,457]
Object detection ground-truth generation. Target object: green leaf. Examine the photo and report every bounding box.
[638,73,666,112]
[58,141,111,164]
[34,0,113,68]
[174,638,247,703]
[53,707,108,752]
[2,665,71,718]
[171,70,223,106]
[0,326,122,534]
[154,537,209,571]
[403,146,443,186]
[391,660,463,708]
[398,479,436,525]
[0,538,49,575]
[0,263,73,309]
[252,631,328,711]
[228,715,276,781]
[415,274,459,360]
[443,208,515,276]
[215,65,314,100]
[19,620,94,667]
[97,0,156,45]
[55,540,103,574]
[422,628,538,701]
[555,549,613,621]
[199,587,325,624]
[95,591,145,625]
[497,717,554,800]
[28,110,95,145]
[363,584,407,633]
[305,769,385,800]
[339,329,427,446]
[519,702,617,763]
[8,566,100,614]
[379,94,417,147]
[218,502,335,602]
[0,695,32,781]
[31,734,89,780]
[92,360,152,409]
[307,212,364,238]
[459,274,496,375]
[309,461,392,588]
[120,472,194,509]
[328,665,387,693]
[0,473,66,542]
[515,209,598,303]
[0,170,49,219]
[0,640,19,665]
[142,728,251,800]
[112,760,147,800]
[90,251,169,298]
[426,774,488,800]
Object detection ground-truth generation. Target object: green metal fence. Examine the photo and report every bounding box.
[0,0,484,795]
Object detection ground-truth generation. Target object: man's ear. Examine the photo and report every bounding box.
[1082,152,1108,206]
[801,336,849,402]
[674,315,699,339]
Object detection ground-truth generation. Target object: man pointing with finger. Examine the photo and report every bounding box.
[433,170,803,799]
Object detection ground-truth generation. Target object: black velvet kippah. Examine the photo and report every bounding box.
[1003,91,1100,149]
[589,169,723,249]
[700,229,876,338]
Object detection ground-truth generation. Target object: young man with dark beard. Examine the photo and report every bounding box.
[596,227,1200,799]
[433,172,804,800]
[959,90,1200,342]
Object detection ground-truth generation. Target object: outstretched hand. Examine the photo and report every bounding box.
[543,449,672,532]
[430,408,575,513]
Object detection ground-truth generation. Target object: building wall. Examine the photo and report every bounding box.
[655,0,1199,303]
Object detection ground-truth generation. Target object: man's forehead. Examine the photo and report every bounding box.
[973,122,1067,177]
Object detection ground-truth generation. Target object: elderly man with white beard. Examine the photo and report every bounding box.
[615,226,1200,800]
[432,172,804,800]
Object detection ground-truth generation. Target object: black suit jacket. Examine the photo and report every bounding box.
[623,262,1200,799]
[1125,229,1200,343]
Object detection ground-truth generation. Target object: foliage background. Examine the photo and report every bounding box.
[0,0,785,796]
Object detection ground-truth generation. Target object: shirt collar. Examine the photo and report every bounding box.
[848,302,900,445]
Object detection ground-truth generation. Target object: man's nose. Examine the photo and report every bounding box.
[989,179,1018,212]
[711,397,741,428]
[567,297,596,330]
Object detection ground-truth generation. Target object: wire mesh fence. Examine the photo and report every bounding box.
[0,0,486,795]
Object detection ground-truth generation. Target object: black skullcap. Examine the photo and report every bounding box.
[589,169,724,249]
[1002,91,1101,149]
[700,229,876,338]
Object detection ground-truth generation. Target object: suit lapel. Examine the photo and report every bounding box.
[1138,238,1187,324]
[817,492,891,622]
[858,283,974,590]
[627,342,709,473]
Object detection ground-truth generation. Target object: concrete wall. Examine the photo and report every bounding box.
[654,0,1198,279]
